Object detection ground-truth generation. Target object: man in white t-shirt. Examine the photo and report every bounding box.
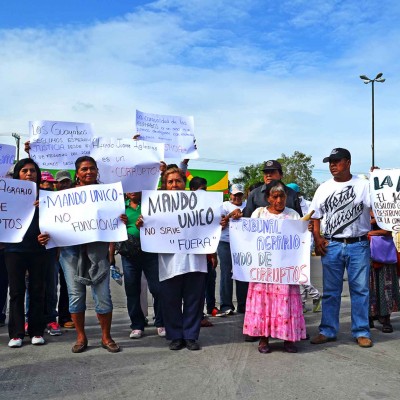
[309,148,372,348]
[217,184,247,315]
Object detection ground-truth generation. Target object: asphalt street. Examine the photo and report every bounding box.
[1,256,400,400]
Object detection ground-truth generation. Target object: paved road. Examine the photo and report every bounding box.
[1,257,400,400]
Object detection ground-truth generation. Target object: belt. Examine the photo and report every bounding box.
[326,235,368,244]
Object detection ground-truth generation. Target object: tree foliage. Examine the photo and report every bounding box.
[232,151,319,200]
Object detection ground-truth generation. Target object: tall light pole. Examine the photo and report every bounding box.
[12,133,21,162]
[360,72,385,168]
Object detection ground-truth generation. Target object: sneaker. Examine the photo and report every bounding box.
[207,307,220,317]
[312,297,322,313]
[8,338,23,348]
[214,309,227,317]
[129,329,143,339]
[169,339,185,350]
[31,336,45,345]
[225,309,234,316]
[24,322,29,336]
[157,327,166,337]
[47,322,62,336]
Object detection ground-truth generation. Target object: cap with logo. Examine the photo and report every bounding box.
[262,160,282,171]
[41,171,56,182]
[323,148,351,163]
[286,183,300,193]
[55,170,73,182]
[230,184,244,195]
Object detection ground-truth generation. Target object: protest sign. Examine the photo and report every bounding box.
[91,137,164,192]
[136,110,199,159]
[370,168,400,232]
[0,144,15,177]
[0,179,36,243]
[229,218,311,285]
[29,120,93,169]
[140,190,222,253]
[39,182,127,248]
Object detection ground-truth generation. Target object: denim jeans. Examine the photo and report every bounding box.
[217,241,248,312]
[59,246,113,314]
[319,240,370,339]
[121,252,163,330]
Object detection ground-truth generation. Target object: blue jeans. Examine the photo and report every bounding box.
[217,241,248,312]
[59,245,113,314]
[320,240,370,339]
[121,252,163,330]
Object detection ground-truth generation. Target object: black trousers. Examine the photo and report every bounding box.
[160,272,206,341]
[5,252,47,339]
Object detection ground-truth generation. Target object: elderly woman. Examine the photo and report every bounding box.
[243,180,306,353]
[110,192,165,339]
[5,158,49,348]
[56,156,125,353]
[138,167,217,350]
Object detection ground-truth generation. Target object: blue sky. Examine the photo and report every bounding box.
[1,0,399,186]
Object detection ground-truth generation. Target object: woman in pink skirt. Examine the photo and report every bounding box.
[243,180,306,353]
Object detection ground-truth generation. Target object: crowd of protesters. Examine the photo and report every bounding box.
[1,146,399,354]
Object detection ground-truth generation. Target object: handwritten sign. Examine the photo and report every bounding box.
[140,190,222,253]
[29,120,93,169]
[39,182,127,248]
[0,144,15,177]
[0,179,36,243]
[229,218,311,284]
[370,168,400,232]
[136,110,199,159]
[91,137,164,192]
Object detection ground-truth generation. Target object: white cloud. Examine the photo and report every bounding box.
[0,0,399,182]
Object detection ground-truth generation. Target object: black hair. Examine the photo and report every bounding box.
[12,158,41,190]
[189,176,207,191]
[74,156,99,185]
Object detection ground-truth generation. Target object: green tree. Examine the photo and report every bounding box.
[232,151,319,200]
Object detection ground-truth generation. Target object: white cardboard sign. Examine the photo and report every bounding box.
[39,182,127,248]
[91,137,164,192]
[136,110,199,159]
[229,218,311,285]
[29,120,93,169]
[0,179,36,243]
[370,168,400,232]
[0,144,16,178]
[140,190,222,254]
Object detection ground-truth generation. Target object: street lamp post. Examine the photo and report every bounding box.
[11,133,21,162]
[360,73,385,168]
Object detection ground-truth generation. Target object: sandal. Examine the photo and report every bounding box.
[101,340,120,353]
[283,341,298,353]
[382,323,393,333]
[258,338,271,354]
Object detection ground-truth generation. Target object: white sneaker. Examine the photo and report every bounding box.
[8,338,22,348]
[31,336,45,345]
[129,330,143,339]
[157,327,166,337]
[225,309,234,316]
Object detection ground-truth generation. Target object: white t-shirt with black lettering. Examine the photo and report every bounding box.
[310,176,371,238]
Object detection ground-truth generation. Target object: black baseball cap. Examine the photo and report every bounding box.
[262,160,282,171]
[323,148,351,163]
